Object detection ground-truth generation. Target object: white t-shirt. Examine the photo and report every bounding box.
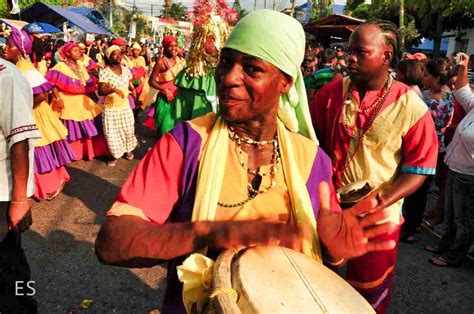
[0,58,41,201]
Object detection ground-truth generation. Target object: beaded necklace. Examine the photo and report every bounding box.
[217,128,280,208]
[330,76,392,175]
[65,59,86,86]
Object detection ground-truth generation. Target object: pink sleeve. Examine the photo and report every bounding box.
[116,133,184,223]
[401,112,438,175]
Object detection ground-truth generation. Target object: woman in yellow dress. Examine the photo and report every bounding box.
[3,26,75,200]
[45,42,109,160]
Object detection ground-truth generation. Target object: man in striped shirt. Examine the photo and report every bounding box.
[307,49,337,99]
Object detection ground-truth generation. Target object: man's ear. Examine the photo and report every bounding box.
[281,73,294,93]
[383,50,394,65]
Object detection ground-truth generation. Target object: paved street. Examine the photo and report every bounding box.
[23,125,474,313]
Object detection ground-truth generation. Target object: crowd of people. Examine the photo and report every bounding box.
[1,7,473,314]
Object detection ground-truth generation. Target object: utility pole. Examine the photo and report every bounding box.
[151,4,153,17]
[254,0,257,11]
[109,0,113,29]
[62,0,68,41]
[399,0,405,47]
[272,0,276,10]
[264,0,267,9]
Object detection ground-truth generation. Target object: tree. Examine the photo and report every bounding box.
[347,0,474,56]
[344,0,365,15]
[308,0,334,22]
[233,0,247,20]
[160,2,188,20]
[1,0,74,18]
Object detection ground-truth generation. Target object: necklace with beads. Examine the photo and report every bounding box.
[65,59,86,86]
[330,76,392,175]
[217,127,280,208]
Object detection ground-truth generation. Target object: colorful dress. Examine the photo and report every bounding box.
[169,72,217,126]
[143,56,186,136]
[45,61,109,160]
[311,77,438,313]
[422,89,455,153]
[106,112,339,313]
[130,56,151,110]
[17,59,75,200]
[98,66,137,159]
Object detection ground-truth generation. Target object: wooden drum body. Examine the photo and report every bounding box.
[212,246,374,314]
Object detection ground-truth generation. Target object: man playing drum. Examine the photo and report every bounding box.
[96,11,398,313]
[310,20,438,313]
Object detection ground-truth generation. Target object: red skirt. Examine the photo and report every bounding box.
[69,135,110,161]
[34,166,70,200]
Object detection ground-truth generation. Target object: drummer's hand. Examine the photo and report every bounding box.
[193,220,300,250]
[317,182,396,261]
[8,201,33,233]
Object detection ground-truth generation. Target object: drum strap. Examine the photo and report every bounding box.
[282,247,329,314]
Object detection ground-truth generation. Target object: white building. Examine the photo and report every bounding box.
[446,28,474,56]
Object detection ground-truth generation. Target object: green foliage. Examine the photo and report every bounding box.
[233,0,247,20]
[309,0,333,22]
[347,0,474,53]
[118,10,152,39]
[344,0,365,14]
[350,3,370,20]
[1,0,74,18]
[160,2,188,20]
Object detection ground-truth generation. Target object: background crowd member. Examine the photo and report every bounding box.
[130,42,150,112]
[422,57,456,228]
[395,59,424,97]
[3,27,74,200]
[46,42,108,161]
[307,49,338,99]
[310,19,438,312]
[334,45,348,71]
[395,59,432,242]
[98,45,138,167]
[146,35,186,136]
[426,52,474,267]
[0,57,40,313]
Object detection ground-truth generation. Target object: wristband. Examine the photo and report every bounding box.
[10,201,29,204]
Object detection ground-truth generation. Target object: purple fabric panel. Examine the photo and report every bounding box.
[146,106,155,118]
[128,94,136,110]
[162,121,202,313]
[168,121,202,223]
[85,76,97,93]
[34,140,76,174]
[306,147,333,218]
[45,69,87,94]
[61,118,99,141]
[32,81,55,95]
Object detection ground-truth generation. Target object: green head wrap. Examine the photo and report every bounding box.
[223,9,317,142]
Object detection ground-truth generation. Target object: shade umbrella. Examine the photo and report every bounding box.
[23,22,61,34]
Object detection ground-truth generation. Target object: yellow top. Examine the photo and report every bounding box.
[99,66,132,110]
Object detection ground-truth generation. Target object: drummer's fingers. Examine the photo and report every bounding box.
[349,192,379,217]
[317,182,331,217]
[358,208,391,228]
[366,240,396,253]
[363,222,397,239]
